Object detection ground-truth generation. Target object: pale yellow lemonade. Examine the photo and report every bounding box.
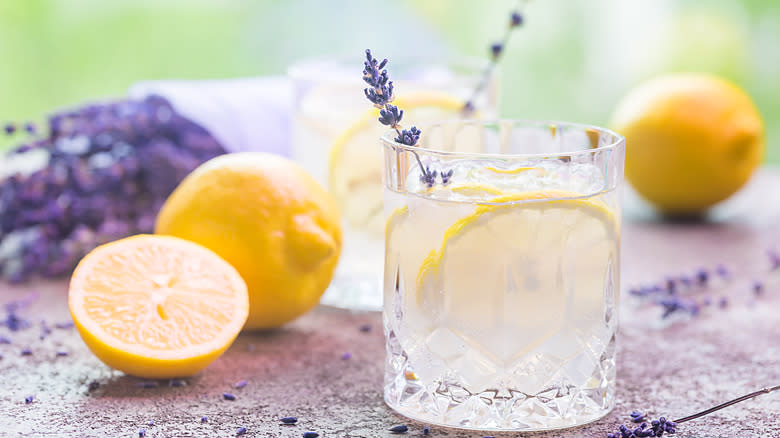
[383,129,622,430]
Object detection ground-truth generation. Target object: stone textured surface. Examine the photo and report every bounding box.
[1,169,779,437]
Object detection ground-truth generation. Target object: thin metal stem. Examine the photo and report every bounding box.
[673,385,780,424]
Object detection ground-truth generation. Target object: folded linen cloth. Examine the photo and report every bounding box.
[129,76,293,157]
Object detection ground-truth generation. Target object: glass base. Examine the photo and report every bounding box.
[384,328,617,432]
[319,272,383,311]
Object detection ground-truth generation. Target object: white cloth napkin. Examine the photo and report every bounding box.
[128,77,292,156]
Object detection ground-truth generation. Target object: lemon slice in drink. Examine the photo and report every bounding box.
[329,91,466,235]
[415,190,618,363]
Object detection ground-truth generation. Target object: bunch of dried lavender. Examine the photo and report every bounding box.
[0,96,226,282]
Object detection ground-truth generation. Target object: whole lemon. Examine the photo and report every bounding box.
[155,152,342,329]
[610,73,764,215]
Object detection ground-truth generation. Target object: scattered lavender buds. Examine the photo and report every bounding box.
[423,426,430,435]
[201,416,208,423]
[138,428,146,437]
[25,395,34,404]
[223,392,236,401]
[0,336,10,344]
[607,416,677,438]
[234,379,247,389]
[752,281,764,296]
[280,416,298,424]
[4,123,15,135]
[341,352,352,360]
[302,432,319,438]
[56,351,69,357]
[359,323,372,333]
[54,321,74,329]
[236,426,247,436]
[630,411,646,423]
[21,348,32,356]
[389,424,409,434]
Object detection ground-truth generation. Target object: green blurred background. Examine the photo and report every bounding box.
[1,0,778,162]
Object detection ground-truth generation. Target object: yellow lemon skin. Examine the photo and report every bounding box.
[610,73,764,216]
[155,153,342,330]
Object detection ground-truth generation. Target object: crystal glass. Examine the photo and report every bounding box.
[382,120,625,431]
[289,55,497,310]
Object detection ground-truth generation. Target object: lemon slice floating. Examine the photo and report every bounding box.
[414,190,618,362]
[329,91,467,235]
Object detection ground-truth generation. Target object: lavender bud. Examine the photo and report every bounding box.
[302,432,319,438]
[389,424,409,433]
[281,416,298,424]
[236,426,247,436]
[223,392,236,401]
[510,12,523,27]
[490,43,503,59]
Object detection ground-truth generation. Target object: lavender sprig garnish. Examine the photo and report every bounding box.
[462,2,526,115]
[607,385,780,437]
[363,49,436,187]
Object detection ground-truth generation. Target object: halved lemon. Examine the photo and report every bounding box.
[329,91,467,235]
[69,234,249,378]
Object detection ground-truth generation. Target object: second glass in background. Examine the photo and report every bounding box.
[289,55,498,310]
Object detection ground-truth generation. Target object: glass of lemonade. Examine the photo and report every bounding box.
[289,56,497,310]
[382,120,625,431]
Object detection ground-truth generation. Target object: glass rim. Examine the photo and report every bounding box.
[380,119,625,159]
[287,52,491,82]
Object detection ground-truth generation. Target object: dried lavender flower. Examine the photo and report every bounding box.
[56,351,69,357]
[223,392,236,401]
[4,123,15,135]
[341,351,352,360]
[423,426,430,435]
[138,428,146,437]
[201,416,208,423]
[235,379,247,389]
[280,416,298,424]
[88,380,100,391]
[302,432,319,438]
[236,426,247,436]
[25,395,34,404]
[752,280,764,296]
[21,348,32,356]
[359,323,372,333]
[389,424,409,434]
[607,385,779,437]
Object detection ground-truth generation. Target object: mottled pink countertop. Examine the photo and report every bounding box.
[1,169,779,437]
